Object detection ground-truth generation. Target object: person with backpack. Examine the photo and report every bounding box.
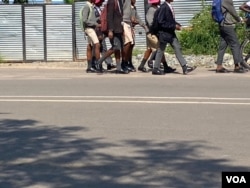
[137,0,176,73]
[213,0,249,73]
[96,0,129,74]
[80,0,101,73]
[152,0,196,75]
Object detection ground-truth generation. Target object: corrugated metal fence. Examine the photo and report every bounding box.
[0,0,246,62]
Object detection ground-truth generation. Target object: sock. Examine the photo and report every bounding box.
[87,60,92,69]
[162,61,169,69]
[139,59,147,68]
[91,56,96,68]
[116,62,121,70]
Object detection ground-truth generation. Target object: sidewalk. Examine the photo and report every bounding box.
[0,54,237,70]
[0,61,87,69]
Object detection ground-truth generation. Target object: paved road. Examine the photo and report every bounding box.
[0,67,250,188]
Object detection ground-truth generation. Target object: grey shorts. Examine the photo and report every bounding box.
[109,33,123,50]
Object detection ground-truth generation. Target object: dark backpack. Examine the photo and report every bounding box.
[100,1,118,34]
[211,0,224,23]
[100,4,108,33]
[149,8,161,35]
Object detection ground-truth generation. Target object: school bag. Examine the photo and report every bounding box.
[100,0,118,34]
[211,0,225,23]
[149,7,161,35]
[79,3,92,31]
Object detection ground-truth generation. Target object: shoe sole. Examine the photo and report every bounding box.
[183,66,197,75]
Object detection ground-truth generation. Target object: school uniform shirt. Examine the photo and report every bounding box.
[123,0,132,24]
[157,2,179,43]
[82,1,98,28]
[146,6,157,27]
[157,2,179,34]
[131,5,145,27]
[221,0,241,26]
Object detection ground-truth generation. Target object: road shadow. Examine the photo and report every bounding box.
[0,118,248,188]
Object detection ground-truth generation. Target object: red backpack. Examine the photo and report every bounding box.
[100,1,118,34]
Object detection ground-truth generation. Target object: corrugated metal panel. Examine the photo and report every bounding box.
[133,0,147,51]
[1,1,248,62]
[25,6,44,61]
[46,5,73,61]
[75,2,88,60]
[0,5,23,61]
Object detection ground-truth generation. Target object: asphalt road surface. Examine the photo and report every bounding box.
[0,67,250,188]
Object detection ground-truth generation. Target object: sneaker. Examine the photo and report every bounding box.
[234,67,247,73]
[240,61,250,70]
[164,66,176,73]
[182,65,197,75]
[148,60,153,69]
[86,67,97,73]
[138,66,148,72]
[121,61,129,71]
[152,68,164,75]
[107,64,116,70]
[96,63,105,73]
[116,68,129,74]
[127,63,136,72]
[215,67,229,73]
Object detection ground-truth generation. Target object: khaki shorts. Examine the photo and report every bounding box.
[123,22,134,45]
[85,27,99,44]
[146,33,159,50]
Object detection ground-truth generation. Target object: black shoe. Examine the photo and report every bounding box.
[164,66,176,73]
[160,63,164,69]
[127,64,136,72]
[148,60,153,69]
[107,64,116,70]
[96,63,105,73]
[138,66,148,72]
[240,61,250,70]
[215,67,229,73]
[116,68,129,74]
[152,68,164,75]
[182,65,197,75]
[86,67,97,73]
[234,67,247,73]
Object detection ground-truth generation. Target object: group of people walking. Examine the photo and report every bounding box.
[80,0,250,75]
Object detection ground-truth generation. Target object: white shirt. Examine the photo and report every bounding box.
[166,2,175,18]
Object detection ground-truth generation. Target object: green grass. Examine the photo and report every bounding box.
[0,55,4,63]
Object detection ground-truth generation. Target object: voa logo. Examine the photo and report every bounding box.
[226,176,247,184]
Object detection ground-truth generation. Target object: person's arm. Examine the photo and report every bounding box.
[223,0,241,22]
[158,5,175,31]
[82,5,90,25]
[239,2,250,13]
[146,7,154,27]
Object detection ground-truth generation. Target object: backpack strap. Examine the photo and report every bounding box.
[79,2,93,31]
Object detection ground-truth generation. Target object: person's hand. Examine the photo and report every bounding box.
[240,17,245,23]
[176,24,181,30]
